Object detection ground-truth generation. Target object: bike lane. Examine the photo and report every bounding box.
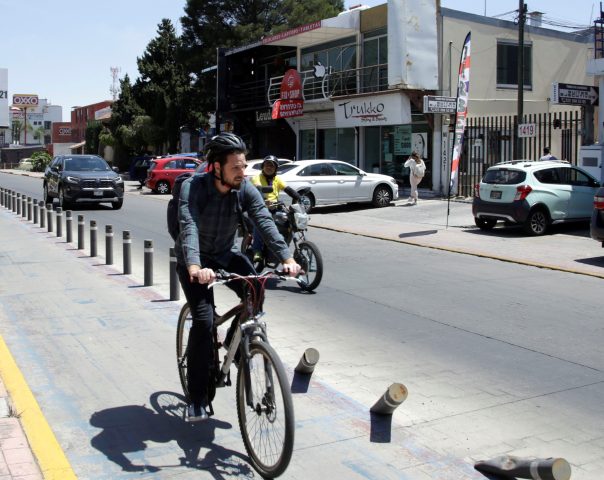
[0,189,489,478]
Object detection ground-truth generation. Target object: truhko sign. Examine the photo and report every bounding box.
[334,92,411,127]
[12,94,39,107]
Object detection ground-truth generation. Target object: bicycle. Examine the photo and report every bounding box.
[176,269,300,478]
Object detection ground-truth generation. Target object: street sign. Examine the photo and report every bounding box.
[423,95,457,114]
[551,82,599,106]
[518,123,536,138]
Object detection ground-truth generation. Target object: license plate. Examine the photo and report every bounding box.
[93,190,103,197]
[490,190,502,199]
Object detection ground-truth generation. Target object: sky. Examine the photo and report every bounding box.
[1,0,597,121]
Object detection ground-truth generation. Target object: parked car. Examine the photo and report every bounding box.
[43,154,124,209]
[472,159,601,235]
[17,158,34,171]
[245,158,293,178]
[275,159,399,212]
[145,156,201,194]
[590,186,604,246]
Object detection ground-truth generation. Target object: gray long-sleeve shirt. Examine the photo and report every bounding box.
[174,173,291,268]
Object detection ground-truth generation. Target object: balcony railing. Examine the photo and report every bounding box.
[267,63,389,105]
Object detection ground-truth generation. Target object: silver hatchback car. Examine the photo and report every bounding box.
[472,160,601,235]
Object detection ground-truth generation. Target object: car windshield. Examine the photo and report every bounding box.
[482,168,526,185]
[65,157,111,172]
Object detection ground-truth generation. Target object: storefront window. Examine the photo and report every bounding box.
[300,130,316,159]
[300,128,355,161]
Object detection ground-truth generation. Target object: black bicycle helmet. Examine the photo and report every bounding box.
[203,132,247,163]
[262,155,279,170]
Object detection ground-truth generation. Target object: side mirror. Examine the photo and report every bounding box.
[112,166,120,173]
[51,165,59,172]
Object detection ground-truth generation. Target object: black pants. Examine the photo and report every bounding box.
[176,252,255,406]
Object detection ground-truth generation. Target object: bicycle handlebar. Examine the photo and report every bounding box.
[208,269,307,289]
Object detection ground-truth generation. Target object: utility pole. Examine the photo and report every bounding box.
[110,67,121,101]
[516,1,527,158]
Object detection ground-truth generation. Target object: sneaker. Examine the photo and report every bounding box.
[186,402,209,422]
[253,251,263,263]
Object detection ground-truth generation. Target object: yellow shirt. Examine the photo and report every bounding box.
[251,174,287,203]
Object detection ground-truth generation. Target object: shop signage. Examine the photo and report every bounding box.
[272,69,304,119]
[12,94,39,107]
[551,82,598,106]
[256,109,273,126]
[262,21,321,45]
[58,127,72,136]
[423,95,457,114]
[334,92,411,127]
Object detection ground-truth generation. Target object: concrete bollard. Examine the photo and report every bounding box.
[46,204,53,232]
[105,225,113,265]
[474,456,571,480]
[55,207,63,237]
[90,220,97,257]
[294,348,320,374]
[370,383,408,415]
[16,193,21,215]
[169,247,179,301]
[123,231,132,274]
[33,199,39,225]
[21,195,26,218]
[65,211,72,243]
[27,197,32,221]
[144,240,153,286]
[39,202,46,228]
[0,187,3,208]
[77,215,85,250]
[11,191,16,212]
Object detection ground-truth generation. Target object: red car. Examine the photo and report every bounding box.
[145,156,201,194]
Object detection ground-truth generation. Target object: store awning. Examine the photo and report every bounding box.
[70,141,86,150]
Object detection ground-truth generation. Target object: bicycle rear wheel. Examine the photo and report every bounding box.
[236,340,294,478]
[176,303,192,401]
[295,240,323,291]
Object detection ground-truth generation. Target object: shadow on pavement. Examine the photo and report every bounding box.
[369,412,392,443]
[398,230,438,239]
[575,256,604,268]
[89,391,253,477]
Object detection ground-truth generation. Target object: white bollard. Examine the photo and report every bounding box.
[294,348,320,374]
[370,383,408,415]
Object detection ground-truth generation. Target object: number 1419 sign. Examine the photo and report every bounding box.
[517,123,536,138]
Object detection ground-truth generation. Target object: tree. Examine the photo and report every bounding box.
[30,151,52,172]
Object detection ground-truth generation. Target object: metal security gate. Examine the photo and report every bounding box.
[458,111,582,197]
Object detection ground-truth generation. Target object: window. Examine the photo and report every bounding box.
[362,28,388,92]
[483,168,526,184]
[534,168,559,184]
[559,167,592,186]
[333,163,360,175]
[496,41,532,89]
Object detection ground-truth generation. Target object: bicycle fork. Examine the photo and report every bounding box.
[240,325,277,413]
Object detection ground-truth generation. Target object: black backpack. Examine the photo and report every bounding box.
[167,172,248,241]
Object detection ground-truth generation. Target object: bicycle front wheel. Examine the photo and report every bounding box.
[236,340,294,478]
[295,240,323,291]
[176,303,192,401]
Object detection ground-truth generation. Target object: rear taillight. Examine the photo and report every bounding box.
[474,183,480,197]
[514,185,532,201]
[594,195,604,210]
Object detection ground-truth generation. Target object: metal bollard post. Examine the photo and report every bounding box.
[370,383,408,415]
[144,240,153,286]
[39,202,46,228]
[16,193,21,215]
[33,199,39,225]
[123,231,132,274]
[474,456,571,480]
[11,191,16,212]
[77,215,85,250]
[295,348,320,374]
[105,225,113,265]
[65,211,72,243]
[0,187,3,208]
[21,195,26,218]
[55,207,63,238]
[46,204,53,232]
[90,220,97,257]
[27,197,32,221]
[169,247,179,301]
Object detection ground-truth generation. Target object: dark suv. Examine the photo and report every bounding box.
[43,154,124,209]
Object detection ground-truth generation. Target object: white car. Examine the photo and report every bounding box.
[245,158,293,178]
[17,158,34,171]
[276,159,399,212]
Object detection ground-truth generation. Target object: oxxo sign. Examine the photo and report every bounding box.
[58,127,72,136]
[12,94,39,107]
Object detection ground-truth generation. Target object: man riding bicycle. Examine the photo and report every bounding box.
[251,155,301,263]
[174,133,301,422]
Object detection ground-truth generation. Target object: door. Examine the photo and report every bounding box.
[297,162,339,205]
[532,167,569,221]
[331,162,371,201]
[562,167,599,219]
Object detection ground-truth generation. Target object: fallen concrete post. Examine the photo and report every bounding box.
[474,455,571,480]
[370,383,408,415]
[294,348,320,374]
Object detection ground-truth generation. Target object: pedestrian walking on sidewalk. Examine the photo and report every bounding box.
[539,147,557,161]
[404,151,426,205]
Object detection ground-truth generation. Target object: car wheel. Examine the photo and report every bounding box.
[298,191,315,213]
[43,184,53,206]
[372,185,392,208]
[474,217,497,230]
[112,199,123,210]
[58,187,70,209]
[156,181,170,194]
[523,208,549,236]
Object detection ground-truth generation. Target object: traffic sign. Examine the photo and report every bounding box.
[423,95,457,114]
[551,82,599,106]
